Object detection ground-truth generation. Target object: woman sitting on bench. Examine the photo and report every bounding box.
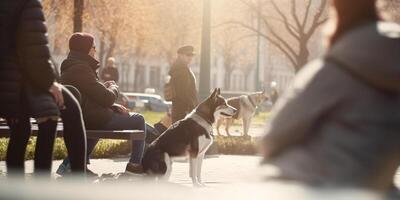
[57,33,147,175]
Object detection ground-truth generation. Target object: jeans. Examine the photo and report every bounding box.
[97,112,146,164]
[60,112,146,167]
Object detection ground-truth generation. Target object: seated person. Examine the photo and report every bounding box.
[56,33,146,175]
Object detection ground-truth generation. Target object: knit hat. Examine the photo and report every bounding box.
[69,32,95,54]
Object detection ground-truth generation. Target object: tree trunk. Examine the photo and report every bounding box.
[295,41,310,72]
[73,0,84,32]
[98,33,106,67]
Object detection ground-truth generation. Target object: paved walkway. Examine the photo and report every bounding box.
[1,155,399,188]
[213,125,265,137]
[0,155,399,199]
[0,155,263,186]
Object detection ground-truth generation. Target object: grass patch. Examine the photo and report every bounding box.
[215,136,260,155]
[140,111,165,125]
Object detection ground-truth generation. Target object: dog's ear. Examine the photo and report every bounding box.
[211,88,218,98]
[217,88,221,95]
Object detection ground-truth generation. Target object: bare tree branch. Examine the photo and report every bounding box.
[290,0,303,31]
[225,20,297,67]
[306,0,327,38]
[302,0,313,28]
[260,18,298,60]
[270,0,301,40]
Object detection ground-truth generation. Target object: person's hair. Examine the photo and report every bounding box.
[327,0,380,47]
[107,57,115,63]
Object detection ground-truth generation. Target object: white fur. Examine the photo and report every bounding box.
[163,112,214,186]
[185,111,213,133]
[213,105,237,120]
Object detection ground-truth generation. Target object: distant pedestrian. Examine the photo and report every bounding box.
[0,0,86,177]
[262,0,400,192]
[100,57,119,83]
[168,45,199,123]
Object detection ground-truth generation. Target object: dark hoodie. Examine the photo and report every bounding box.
[60,52,119,129]
[262,21,400,190]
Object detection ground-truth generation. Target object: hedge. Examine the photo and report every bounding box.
[0,135,260,161]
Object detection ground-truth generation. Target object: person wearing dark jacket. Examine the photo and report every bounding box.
[262,0,400,193]
[169,45,199,123]
[100,57,119,83]
[58,33,146,174]
[0,0,86,177]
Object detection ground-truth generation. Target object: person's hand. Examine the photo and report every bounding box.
[104,81,117,88]
[49,82,65,108]
[111,103,129,115]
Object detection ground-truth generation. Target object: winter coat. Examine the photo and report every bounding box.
[60,52,119,129]
[169,59,199,123]
[0,0,58,118]
[100,65,119,82]
[263,21,400,189]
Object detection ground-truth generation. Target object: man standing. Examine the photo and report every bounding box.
[169,45,199,123]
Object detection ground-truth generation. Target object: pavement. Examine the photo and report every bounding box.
[213,125,265,137]
[0,155,399,187]
[0,155,399,200]
[0,155,263,186]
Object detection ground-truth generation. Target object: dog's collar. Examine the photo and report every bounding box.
[247,96,257,108]
[185,111,213,133]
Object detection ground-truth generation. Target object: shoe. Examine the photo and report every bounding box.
[56,162,71,175]
[125,163,144,174]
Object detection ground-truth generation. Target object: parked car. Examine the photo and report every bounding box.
[122,92,146,111]
[123,92,171,112]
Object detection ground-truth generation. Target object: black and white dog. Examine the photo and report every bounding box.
[142,88,236,186]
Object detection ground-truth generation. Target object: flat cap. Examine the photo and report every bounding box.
[177,45,195,55]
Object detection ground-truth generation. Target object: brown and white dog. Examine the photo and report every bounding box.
[216,91,269,136]
[142,88,236,186]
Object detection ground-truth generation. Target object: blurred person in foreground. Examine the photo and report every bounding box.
[0,0,87,177]
[262,0,400,194]
[58,33,147,175]
[100,57,119,83]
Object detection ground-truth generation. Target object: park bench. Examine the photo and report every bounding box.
[0,85,145,141]
[0,119,145,140]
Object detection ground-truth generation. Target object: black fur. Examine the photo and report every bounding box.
[142,118,210,175]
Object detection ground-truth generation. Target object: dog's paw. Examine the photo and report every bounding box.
[193,182,206,187]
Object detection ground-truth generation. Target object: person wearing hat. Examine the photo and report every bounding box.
[58,32,147,175]
[168,45,199,123]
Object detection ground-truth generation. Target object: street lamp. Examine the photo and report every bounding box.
[73,0,84,32]
[199,0,211,100]
[255,0,261,91]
